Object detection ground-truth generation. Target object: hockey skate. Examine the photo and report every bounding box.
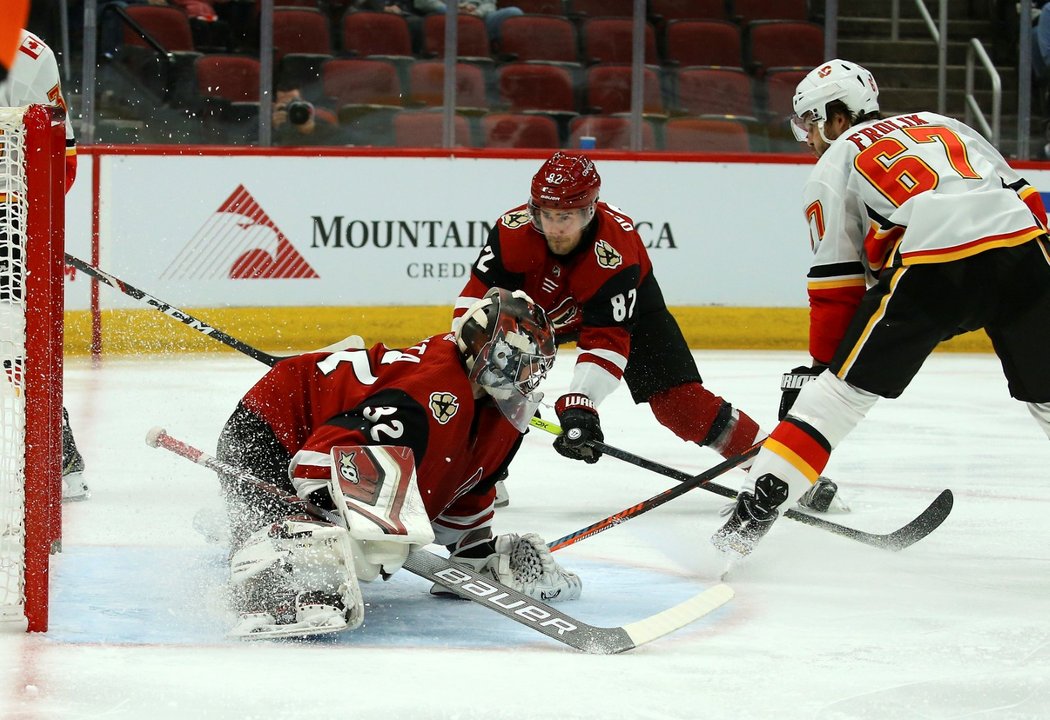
[494,479,510,508]
[229,591,356,640]
[711,474,789,558]
[61,408,89,501]
[796,476,850,513]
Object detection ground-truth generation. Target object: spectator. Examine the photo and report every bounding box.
[416,0,523,46]
[272,84,343,145]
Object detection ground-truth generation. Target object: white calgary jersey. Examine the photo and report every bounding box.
[0,30,75,148]
[805,111,1043,276]
[801,111,1045,363]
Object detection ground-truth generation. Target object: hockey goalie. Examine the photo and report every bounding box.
[217,288,583,639]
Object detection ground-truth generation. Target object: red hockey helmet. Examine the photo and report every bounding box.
[529,152,601,210]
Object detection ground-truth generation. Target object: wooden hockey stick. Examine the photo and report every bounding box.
[532,418,954,552]
[146,427,734,654]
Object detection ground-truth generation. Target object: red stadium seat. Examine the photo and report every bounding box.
[568,115,657,150]
[481,113,560,148]
[501,0,566,15]
[649,0,727,24]
[664,20,742,68]
[580,18,658,65]
[732,0,808,25]
[392,110,473,147]
[323,58,402,108]
[123,5,196,50]
[341,11,413,59]
[422,14,492,61]
[567,0,634,19]
[663,116,751,152]
[407,60,489,111]
[273,7,333,90]
[196,55,260,101]
[763,67,807,118]
[585,64,664,116]
[746,20,823,78]
[273,7,331,60]
[675,66,754,117]
[496,15,579,64]
[323,58,401,145]
[498,62,577,113]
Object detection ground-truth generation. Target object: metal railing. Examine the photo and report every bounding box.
[965,38,1001,146]
[891,0,947,114]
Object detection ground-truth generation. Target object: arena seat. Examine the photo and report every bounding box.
[664,19,742,68]
[580,17,658,65]
[584,64,664,116]
[392,110,473,147]
[481,113,560,148]
[675,66,754,117]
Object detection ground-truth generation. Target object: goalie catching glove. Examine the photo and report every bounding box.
[554,393,603,463]
[436,528,582,602]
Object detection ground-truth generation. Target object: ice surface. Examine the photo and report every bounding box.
[2,350,1048,719]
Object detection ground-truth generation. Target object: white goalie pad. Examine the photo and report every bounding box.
[327,445,435,581]
[228,516,364,640]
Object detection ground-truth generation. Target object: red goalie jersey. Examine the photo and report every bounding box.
[238,333,524,542]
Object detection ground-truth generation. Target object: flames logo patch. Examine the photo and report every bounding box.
[593,239,622,269]
[430,391,460,424]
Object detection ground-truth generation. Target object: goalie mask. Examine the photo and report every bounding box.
[456,288,556,431]
[528,152,600,237]
[790,59,879,143]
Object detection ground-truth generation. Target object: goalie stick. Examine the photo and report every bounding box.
[532,418,954,552]
[145,427,734,654]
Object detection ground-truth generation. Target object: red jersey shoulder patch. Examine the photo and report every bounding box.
[18,35,44,60]
[593,238,623,269]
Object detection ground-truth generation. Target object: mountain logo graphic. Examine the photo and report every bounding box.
[160,185,319,280]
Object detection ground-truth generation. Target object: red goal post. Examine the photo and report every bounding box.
[0,104,65,633]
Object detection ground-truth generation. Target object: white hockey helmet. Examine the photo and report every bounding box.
[790,59,879,142]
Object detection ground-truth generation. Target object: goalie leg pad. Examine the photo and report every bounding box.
[228,516,364,640]
[1028,402,1050,440]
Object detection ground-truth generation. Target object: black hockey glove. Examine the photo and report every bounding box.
[553,393,603,464]
[778,364,827,420]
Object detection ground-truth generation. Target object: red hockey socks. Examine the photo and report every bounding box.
[649,383,764,458]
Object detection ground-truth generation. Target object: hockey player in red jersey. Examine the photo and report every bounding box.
[712,59,1050,557]
[452,152,846,508]
[215,288,582,639]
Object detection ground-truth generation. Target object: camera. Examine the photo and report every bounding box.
[285,99,314,126]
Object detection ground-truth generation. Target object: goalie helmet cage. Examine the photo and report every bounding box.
[0,104,65,633]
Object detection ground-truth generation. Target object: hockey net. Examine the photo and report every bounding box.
[0,105,65,633]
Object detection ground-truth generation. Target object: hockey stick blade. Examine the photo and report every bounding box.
[532,418,953,551]
[405,551,734,654]
[146,427,734,653]
[783,489,954,551]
